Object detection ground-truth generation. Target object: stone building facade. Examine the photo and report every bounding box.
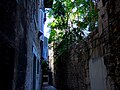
[0,0,52,90]
[53,0,120,90]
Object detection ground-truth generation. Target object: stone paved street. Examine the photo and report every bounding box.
[42,82,57,90]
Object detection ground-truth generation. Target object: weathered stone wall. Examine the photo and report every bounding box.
[54,41,90,90]
[54,0,120,90]
[0,0,43,90]
[104,0,120,89]
[98,0,120,89]
[54,26,120,90]
[15,0,43,90]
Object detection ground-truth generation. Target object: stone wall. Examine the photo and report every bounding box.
[54,0,120,90]
[54,40,90,90]
[14,0,43,90]
[98,0,120,89]
[0,0,43,90]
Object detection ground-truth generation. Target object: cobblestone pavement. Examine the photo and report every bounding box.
[42,82,57,90]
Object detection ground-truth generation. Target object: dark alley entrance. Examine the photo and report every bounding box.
[42,60,57,90]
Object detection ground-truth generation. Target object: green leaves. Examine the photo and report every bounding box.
[48,0,98,54]
[48,29,57,43]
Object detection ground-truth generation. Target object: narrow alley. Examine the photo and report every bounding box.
[0,0,120,90]
[42,82,57,90]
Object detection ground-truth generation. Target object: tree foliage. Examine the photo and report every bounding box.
[48,0,98,54]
